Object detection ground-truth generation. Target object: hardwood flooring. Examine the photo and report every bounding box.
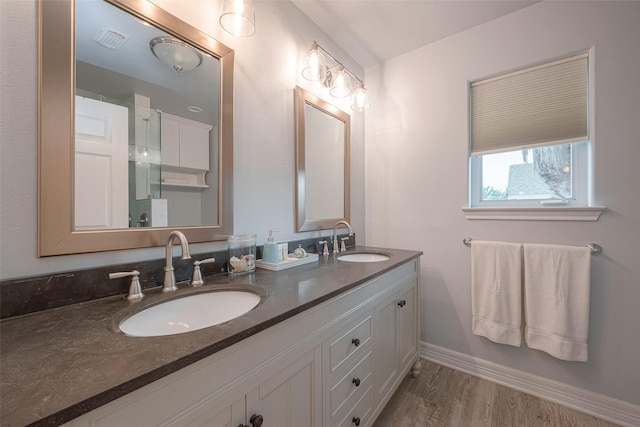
[372,360,619,427]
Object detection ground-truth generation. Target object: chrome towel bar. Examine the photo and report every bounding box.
[462,237,602,256]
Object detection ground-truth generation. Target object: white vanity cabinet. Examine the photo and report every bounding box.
[160,113,212,171]
[64,258,420,427]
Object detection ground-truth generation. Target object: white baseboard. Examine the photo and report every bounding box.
[421,342,640,427]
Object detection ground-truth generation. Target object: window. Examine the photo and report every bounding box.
[469,53,590,209]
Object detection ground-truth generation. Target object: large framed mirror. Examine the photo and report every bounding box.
[294,86,350,232]
[38,0,234,256]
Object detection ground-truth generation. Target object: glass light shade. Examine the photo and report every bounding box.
[351,84,371,111]
[220,0,256,37]
[150,37,203,73]
[329,66,352,98]
[302,45,326,81]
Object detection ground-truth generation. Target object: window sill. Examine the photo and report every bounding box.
[462,206,606,221]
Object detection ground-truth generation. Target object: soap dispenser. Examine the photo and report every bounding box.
[262,229,279,263]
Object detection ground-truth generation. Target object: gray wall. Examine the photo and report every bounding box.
[0,0,365,278]
[365,1,640,405]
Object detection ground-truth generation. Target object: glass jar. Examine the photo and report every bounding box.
[227,234,256,276]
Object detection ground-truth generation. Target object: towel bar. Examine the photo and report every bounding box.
[462,237,602,255]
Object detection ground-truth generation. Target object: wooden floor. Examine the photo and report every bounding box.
[372,360,619,427]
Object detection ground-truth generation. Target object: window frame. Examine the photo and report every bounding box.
[465,50,604,221]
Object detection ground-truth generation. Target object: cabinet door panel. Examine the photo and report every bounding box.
[160,115,181,167]
[247,348,320,427]
[398,280,418,371]
[181,396,245,427]
[179,124,210,170]
[373,293,399,404]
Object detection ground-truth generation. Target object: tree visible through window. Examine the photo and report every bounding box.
[481,144,573,201]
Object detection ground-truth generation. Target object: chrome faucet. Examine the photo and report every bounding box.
[332,220,353,254]
[163,230,191,292]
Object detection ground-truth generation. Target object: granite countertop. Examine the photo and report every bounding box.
[0,247,421,427]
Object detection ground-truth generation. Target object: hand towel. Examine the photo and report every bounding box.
[523,244,591,362]
[471,240,523,347]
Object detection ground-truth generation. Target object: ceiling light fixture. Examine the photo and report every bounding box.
[150,36,203,73]
[301,41,370,111]
[219,0,256,37]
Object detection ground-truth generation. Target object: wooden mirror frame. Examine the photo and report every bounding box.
[38,0,234,256]
[294,86,350,232]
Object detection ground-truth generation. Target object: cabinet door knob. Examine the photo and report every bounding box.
[249,414,263,427]
[352,416,361,426]
[351,338,360,347]
[352,377,361,387]
[397,299,407,307]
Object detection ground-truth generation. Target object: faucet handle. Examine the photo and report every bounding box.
[318,240,329,256]
[340,237,349,252]
[191,257,216,287]
[109,270,143,301]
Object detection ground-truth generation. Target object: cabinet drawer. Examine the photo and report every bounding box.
[327,314,372,375]
[334,386,373,427]
[329,350,372,418]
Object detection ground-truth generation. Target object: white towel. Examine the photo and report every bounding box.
[471,241,522,347]
[523,244,591,362]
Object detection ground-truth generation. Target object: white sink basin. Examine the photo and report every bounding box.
[338,253,390,263]
[120,291,261,337]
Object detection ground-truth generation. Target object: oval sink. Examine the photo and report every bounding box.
[338,253,390,263]
[120,291,261,337]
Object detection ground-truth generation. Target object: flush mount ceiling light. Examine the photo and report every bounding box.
[219,0,256,37]
[150,36,203,73]
[301,41,370,111]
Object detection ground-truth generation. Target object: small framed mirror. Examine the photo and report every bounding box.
[294,86,350,232]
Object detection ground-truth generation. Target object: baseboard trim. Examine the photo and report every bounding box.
[421,342,640,427]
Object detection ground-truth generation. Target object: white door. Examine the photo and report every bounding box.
[75,96,129,229]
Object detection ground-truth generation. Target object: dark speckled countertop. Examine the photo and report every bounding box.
[0,247,421,427]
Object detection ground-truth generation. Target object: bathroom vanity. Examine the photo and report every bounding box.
[0,247,421,426]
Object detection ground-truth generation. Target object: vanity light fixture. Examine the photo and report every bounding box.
[301,41,371,111]
[330,66,352,98]
[150,36,203,73]
[219,0,256,37]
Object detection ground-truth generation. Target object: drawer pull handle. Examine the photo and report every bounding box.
[397,299,407,308]
[352,416,361,426]
[250,414,263,427]
[352,377,361,387]
[352,338,360,347]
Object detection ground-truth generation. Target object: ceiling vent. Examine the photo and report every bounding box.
[93,26,129,49]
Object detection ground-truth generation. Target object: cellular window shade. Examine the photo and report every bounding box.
[471,54,588,155]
